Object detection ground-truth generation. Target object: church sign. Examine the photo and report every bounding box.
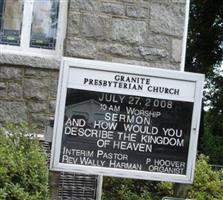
[50,57,204,183]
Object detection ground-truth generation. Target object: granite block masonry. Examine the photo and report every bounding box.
[66,0,187,69]
[0,0,187,132]
[0,66,58,133]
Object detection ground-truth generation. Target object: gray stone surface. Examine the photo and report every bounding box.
[150,3,185,37]
[65,0,187,68]
[112,18,147,44]
[98,43,139,58]
[172,0,186,3]
[49,79,58,99]
[0,66,23,80]
[146,34,171,48]
[25,68,50,77]
[119,0,136,2]
[49,100,56,113]
[151,0,186,3]
[139,47,168,61]
[0,0,188,133]
[0,65,57,129]
[27,101,48,113]
[126,5,148,18]
[24,79,48,101]
[82,14,111,40]
[0,101,27,123]
[0,0,187,71]
[0,53,60,69]
[69,0,99,11]
[8,83,23,99]
[67,12,80,36]
[0,82,7,97]
[65,38,97,58]
[172,38,183,62]
[112,57,178,70]
[30,113,52,128]
[100,2,125,15]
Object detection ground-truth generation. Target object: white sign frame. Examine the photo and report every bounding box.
[50,57,204,183]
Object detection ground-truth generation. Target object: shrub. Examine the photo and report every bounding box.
[102,155,223,200]
[187,154,223,200]
[102,176,164,200]
[102,180,153,200]
[0,122,50,200]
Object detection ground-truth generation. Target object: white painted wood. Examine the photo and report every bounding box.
[0,0,68,58]
[67,67,196,102]
[181,0,191,71]
[96,176,103,200]
[21,0,34,52]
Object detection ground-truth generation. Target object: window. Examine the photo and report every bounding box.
[0,0,67,57]
[30,0,59,49]
[0,0,23,46]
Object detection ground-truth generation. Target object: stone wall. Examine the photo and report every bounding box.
[0,0,187,132]
[0,65,58,133]
[65,0,186,70]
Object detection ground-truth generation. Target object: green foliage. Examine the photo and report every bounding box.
[185,0,223,163]
[202,74,223,164]
[117,185,152,200]
[201,122,223,164]
[188,155,223,200]
[102,177,158,200]
[0,122,50,200]
[102,176,174,199]
[156,181,174,197]
[102,155,223,200]
[186,0,223,75]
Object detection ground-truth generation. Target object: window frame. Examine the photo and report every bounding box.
[0,0,68,58]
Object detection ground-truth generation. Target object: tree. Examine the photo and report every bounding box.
[186,0,223,75]
[201,73,223,164]
[185,0,223,163]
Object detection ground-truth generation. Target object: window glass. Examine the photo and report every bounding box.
[0,0,23,46]
[30,0,59,50]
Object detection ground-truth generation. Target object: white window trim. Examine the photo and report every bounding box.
[180,0,190,71]
[0,0,68,59]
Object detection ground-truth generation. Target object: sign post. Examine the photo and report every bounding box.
[50,57,204,183]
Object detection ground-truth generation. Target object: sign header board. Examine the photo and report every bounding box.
[50,58,204,183]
